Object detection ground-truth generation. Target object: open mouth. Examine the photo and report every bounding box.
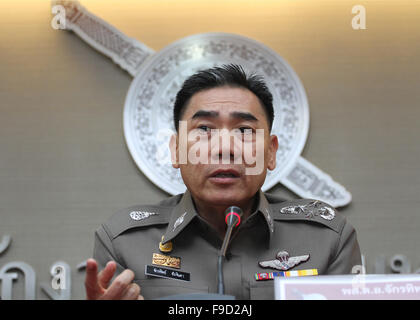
[209,169,241,184]
[212,173,238,178]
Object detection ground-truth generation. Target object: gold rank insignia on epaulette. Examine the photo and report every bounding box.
[279,200,335,221]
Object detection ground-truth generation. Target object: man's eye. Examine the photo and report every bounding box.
[238,127,254,134]
[198,125,211,133]
[235,127,255,141]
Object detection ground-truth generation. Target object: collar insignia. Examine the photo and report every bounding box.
[172,211,187,232]
[265,208,274,233]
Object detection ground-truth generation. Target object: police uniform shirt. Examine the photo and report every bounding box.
[93,190,362,300]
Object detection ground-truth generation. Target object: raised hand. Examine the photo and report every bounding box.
[84,258,144,300]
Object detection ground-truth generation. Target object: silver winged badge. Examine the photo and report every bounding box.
[259,250,310,271]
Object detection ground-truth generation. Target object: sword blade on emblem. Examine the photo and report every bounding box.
[52,0,154,76]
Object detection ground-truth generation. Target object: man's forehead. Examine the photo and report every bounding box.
[191,109,258,122]
[184,87,264,117]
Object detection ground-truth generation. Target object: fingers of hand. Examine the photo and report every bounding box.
[102,269,135,300]
[98,261,117,289]
[120,283,141,300]
[85,259,101,300]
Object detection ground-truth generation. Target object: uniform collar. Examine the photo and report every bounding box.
[247,189,275,246]
[161,189,275,245]
[162,190,198,244]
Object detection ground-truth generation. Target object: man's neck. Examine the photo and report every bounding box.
[191,193,259,239]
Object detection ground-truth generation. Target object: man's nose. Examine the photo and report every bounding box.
[210,129,242,164]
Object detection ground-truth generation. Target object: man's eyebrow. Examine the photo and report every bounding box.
[190,110,258,122]
[191,110,219,119]
[230,111,258,122]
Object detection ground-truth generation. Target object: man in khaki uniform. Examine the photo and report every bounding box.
[85,64,361,300]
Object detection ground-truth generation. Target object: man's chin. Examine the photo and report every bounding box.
[202,191,250,207]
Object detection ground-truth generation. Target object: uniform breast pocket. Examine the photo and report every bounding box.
[135,278,209,300]
[249,283,275,300]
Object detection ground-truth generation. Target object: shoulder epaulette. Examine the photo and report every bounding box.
[103,194,184,239]
[103,204,173,239]
[269,199,346,234]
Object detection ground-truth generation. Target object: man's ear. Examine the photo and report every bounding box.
[169,133,179,169]
[267,134,278,171]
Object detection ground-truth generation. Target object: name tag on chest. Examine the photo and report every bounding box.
[145,265,191,282]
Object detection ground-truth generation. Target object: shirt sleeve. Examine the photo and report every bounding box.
[327,219,362,274]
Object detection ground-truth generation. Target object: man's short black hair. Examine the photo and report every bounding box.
[173,64,274,131]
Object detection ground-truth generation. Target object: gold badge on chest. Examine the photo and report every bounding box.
[159,235,173,253]
[152,253,181,269]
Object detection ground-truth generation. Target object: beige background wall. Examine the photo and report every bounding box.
[0,0,419,299]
